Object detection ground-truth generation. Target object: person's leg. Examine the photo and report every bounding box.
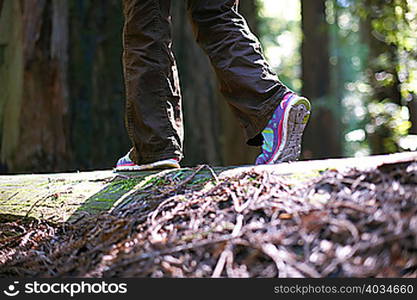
[121,0,183,167]
[186,0,311,163]
[186,0,291,145]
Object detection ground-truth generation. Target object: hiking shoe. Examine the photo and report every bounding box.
[255,92,311,165]
[114,150,180,172]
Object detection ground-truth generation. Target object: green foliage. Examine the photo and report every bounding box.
[326,0,417,155]
[256,0,302,92]
[366,100,411,153]
[256,0,417,156]
[358,0,416,154]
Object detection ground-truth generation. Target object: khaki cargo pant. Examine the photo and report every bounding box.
[123,0,290,164]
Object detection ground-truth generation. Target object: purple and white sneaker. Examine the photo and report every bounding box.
[114,150,180,172]
[255,92,311,165]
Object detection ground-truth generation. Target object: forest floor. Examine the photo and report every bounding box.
[0,152,416,277]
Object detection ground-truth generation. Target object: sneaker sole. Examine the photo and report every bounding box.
[270,97,311,163]
[114,160,180,172]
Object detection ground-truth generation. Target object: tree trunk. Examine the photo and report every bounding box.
[0,0,71,173]
[301,0,342,159]
[408,94,417,135]
[68,0,129,170]
[360,1,402,154]
[2,151,415,222]
[361,14,401,106]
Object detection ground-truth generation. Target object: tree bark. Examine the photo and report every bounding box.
[0,0,71,173]
[68,0,129,170]
[301,0,342,159]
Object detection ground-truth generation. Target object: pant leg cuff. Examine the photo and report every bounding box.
[130,148,183,165]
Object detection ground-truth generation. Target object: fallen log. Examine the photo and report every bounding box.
[0,152,416,277]
[1,152,416,223]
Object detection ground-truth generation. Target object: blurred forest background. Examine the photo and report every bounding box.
[0,0,416,174]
